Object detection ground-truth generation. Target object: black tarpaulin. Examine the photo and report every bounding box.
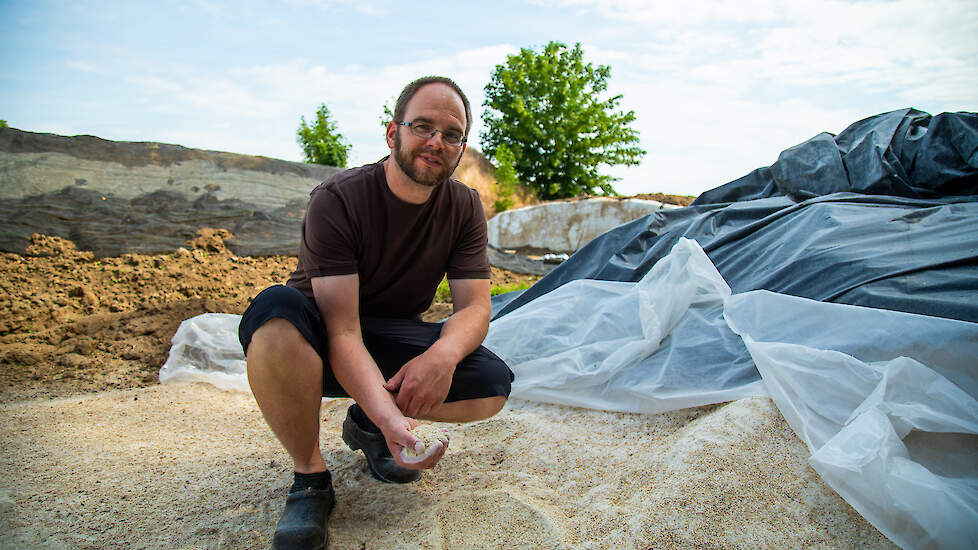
[493,108,978,323]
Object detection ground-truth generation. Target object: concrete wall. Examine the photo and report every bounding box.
[487,198,679,253]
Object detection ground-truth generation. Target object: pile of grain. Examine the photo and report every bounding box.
[0,383,893,548]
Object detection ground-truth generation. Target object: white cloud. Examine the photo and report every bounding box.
[115,45,519,165]
[15,0,974,198]
[187,0,224,17]
[608,93,866,196]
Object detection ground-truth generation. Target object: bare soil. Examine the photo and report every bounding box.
[0,230,537,403]
[631,192,696,207]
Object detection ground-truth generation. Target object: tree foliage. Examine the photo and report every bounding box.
[492,144,520,212]
[480,41,646,199]
[0,120,7,129]
[297,104,351,167]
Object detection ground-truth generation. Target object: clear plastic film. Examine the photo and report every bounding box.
[725,290,978,550]
[158,313,249,393]
[483,238,766,413]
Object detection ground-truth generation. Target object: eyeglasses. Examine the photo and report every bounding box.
[397,121,466,146]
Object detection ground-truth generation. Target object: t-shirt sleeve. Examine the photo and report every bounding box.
[301,187,360,277]
[447,189,491,280]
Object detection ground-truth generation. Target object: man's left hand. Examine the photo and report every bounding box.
[383,347,455,418]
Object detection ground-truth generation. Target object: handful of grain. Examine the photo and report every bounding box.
[400,424,449,464]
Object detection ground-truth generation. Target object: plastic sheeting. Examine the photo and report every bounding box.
[725,291,978,550]
[480,108,978,549]
[493,109,978,323]
[482,238,765,413]
[159,313,249,394]
[482,237,978,549]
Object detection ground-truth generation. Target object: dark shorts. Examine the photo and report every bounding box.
[238,285,514,401]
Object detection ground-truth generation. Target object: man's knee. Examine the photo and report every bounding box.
[461,395,508,422]
[429,395,507,423]
[480,396,507,419]
[247,317,304,357]
[246,318,322,381]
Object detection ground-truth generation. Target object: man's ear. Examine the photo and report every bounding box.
[385,121,398,149]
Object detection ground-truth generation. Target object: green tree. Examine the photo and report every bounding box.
[492,144,520,212]
[297,104,351,167]
[481,41,646,199]
[0,120,8,128]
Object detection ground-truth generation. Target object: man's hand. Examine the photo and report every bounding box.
[379,415,448,470]
[383,346,455,418]
[385,278,491,419]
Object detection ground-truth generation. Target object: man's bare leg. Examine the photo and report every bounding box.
[246,317,327,474]
[421,396,507,423]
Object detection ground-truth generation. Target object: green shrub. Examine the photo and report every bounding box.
[435,278,452,302]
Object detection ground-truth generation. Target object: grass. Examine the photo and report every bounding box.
[435,278,452,302]
[434,278,533,302]
[490,281,531,296]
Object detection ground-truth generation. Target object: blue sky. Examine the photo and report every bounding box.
[2,0,976,197]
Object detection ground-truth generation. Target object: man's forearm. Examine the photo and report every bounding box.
[428,302,491,366]
[328,328,402,427]
[312,274,403,428]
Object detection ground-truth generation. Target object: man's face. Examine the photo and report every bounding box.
[390,83,467,187]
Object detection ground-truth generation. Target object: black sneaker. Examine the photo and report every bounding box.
[342,406,421,484]
[272,485,335,550]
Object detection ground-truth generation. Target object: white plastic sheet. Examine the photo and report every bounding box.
[482,238,767,413]
[725,290,978,550]
[158,313,249,393]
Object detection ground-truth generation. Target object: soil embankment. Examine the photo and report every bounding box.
[0,231,535,403]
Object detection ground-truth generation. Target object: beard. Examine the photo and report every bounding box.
[393,132,463,187]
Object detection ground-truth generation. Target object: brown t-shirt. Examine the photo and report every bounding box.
[286,158,490,320]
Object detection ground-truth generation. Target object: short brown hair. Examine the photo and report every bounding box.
[393,76,472,140]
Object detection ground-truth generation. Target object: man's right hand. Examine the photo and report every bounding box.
[379,415,448,470]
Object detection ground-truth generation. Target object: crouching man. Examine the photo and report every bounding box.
[237,76,513,549]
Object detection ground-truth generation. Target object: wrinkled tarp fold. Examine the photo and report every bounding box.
[483,238,765,413]
[724,290,978,550]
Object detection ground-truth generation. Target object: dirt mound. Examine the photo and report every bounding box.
[455,147,538,217]
[632,192,696,207]
[0,185,307,257]
[0,230,294,402]
[0,231,536,403]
